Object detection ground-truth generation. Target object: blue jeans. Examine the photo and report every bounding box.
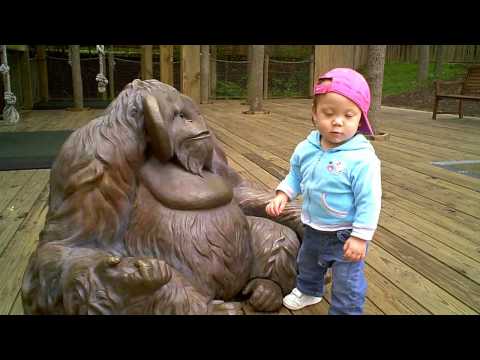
[296,225,367,315]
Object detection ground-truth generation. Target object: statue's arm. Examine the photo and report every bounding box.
[222,162,303,239]
[210,141,304,239]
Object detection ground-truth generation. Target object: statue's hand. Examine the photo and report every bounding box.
[242,278,283,312]
[97,256,172,293]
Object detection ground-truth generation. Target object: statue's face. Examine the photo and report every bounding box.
[144,88,214,175]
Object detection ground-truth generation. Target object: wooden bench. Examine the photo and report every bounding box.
[432,64,480,119]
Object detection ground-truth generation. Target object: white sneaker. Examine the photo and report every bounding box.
[283,288,322,310]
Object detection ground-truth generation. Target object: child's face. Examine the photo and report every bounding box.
[312,92,362,149]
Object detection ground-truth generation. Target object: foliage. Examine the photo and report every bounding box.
[216,80,247,98]
[268,46,313,59]
[369,62,468,97]
[270,70,310,97]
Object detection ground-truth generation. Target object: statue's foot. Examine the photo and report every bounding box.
[242,278,283,312]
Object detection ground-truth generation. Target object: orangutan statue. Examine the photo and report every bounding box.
[21,79,304,314]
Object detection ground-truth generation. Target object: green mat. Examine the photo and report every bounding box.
[0,130,73,171]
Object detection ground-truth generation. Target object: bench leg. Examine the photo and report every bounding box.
[432,97,439,119]
[458,99,464,119]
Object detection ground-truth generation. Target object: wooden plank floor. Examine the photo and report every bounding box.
[1,100,479,315]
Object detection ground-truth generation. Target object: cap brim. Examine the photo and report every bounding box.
[359,112,374,136]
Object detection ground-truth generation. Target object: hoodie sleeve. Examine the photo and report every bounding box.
[350,156,382,241]
[276,150,302,201]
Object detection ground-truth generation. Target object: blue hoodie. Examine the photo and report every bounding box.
[277,131,381,241]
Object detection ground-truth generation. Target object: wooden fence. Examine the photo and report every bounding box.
[385,45,480,64]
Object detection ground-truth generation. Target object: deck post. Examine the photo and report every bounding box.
[181,45,201,104]
[142,45,153,80]
[210,45,217,99]
[108,46,115,99]
[309,52,315,96]
[37,45,49,102]
[200,45,210,104]
[159,45,174,86]
[263,53,269,99]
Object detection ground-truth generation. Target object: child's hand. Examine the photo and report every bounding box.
[343,236,367,262]
[265,192,289,217]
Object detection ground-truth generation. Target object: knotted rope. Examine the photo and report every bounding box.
[96,45,108,93]
[0,45,19,124]
[0,63,10,75]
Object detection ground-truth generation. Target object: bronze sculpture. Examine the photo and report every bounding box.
[22,79,303,314]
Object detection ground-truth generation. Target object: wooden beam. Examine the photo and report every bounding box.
[6,45,28,52]
[108,46,115,99]
[210,45,217,99]
[309,52,314,96]
[200,45,210,104]
[37,46,49,102]
[159,45,173,86]
[314,45,328,83]
[143,45,153,80]
[263,53,269,99]
[180,45,200,103]
[70,45,84,109]
[19,47,33,109]
[314,45,356,81]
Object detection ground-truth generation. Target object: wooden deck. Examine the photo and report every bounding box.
[1,99,479,315]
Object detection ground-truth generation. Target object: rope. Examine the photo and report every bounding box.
[269,58,311,64]
[47,56,70,61]
[114,57,141,64]
[212,58,310,64]
[215,59,248,64]
[96,45,108,93]
[47,56,99,61]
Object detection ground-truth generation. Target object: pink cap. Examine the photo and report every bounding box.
[313,68,373,136]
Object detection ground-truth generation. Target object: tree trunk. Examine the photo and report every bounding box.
[434,45,444,78]
[247,45,265,112]
[366,45,386,133]
[70,45,83,109]
[417,45,430,84]
[200,45,210,104]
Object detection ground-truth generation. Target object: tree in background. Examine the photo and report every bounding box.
[246,45,266,113]
[434,45,444,78]
[366,45,386,134]
[417,45,430,84]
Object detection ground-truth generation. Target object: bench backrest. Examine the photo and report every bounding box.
[462,65,480,96]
